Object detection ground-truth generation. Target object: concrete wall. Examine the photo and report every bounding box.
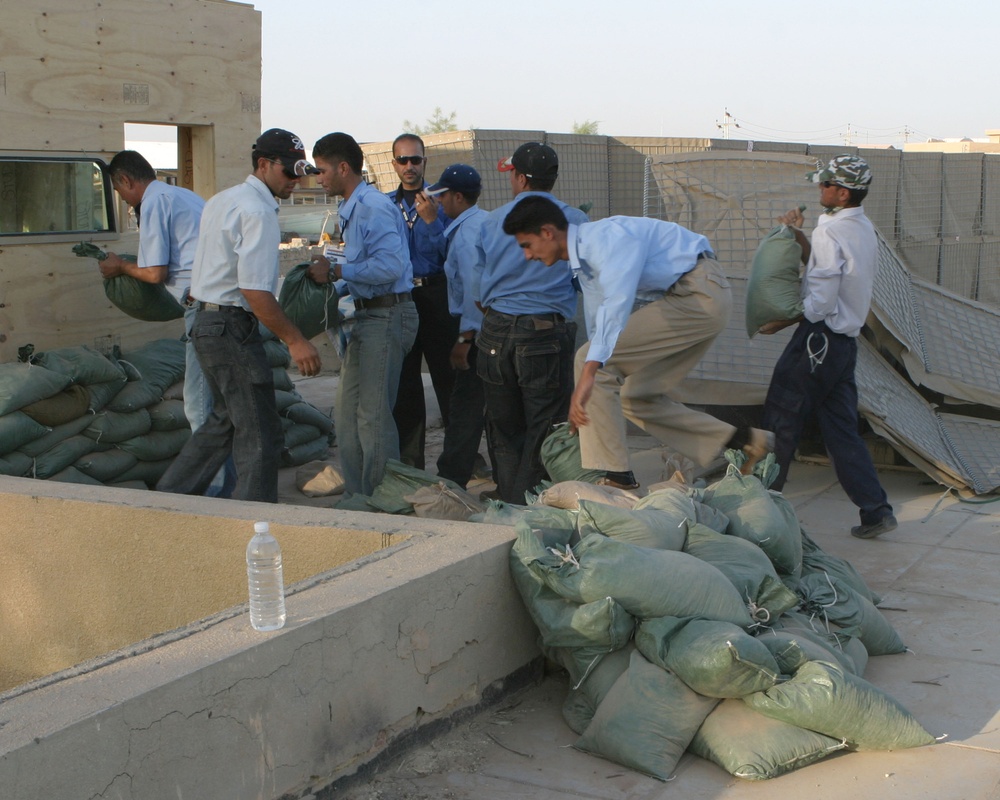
[0,477,538,799]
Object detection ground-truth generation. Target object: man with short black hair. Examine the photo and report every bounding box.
[425,164,490,488]
[503,195,772,489]
[158,129,321,503]
[387,133,458,471]
[307,132,417,496]
[760,154,896,539]
[473,142,587,502]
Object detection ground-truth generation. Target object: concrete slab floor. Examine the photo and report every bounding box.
[324,460,1000,800]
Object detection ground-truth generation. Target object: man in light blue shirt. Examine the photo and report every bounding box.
[472,143,588,502]
[424,164,490,488]
[307,132,417,496]
[503,195,772,489]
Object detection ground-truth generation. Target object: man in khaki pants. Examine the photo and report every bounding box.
[502,195,772,489]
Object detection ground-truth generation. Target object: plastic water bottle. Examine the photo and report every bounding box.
[246,521,286,631]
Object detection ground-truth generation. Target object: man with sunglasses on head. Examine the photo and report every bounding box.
[386,133,459,472]
[472,142,588,503]
[307,132,417,497]
[158,129,321,503]
[759,154,896,540]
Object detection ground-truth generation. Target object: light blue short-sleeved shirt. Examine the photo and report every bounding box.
[338,181,413,299]
[191,175,281,310]
[567,216,712,364]
[443,205,489,332]
[136,180,204,303]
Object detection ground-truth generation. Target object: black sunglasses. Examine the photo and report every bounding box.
[821,180,840,189]
[394,155,426,166]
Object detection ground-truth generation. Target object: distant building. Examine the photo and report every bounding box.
[904,129,1000,154]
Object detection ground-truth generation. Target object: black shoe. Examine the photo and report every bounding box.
[851,515,897,540]
[596,470,639,491]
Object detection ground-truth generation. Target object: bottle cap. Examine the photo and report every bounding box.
[254,521,270,534]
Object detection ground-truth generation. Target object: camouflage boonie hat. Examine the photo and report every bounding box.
[807,154,872,189]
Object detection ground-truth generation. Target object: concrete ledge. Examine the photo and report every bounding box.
[0,477,539,799]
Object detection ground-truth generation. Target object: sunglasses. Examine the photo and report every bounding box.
[267,158,314,180]
[821,180,841,189]
[394,155,426,166]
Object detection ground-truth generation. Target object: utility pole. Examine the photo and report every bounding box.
[842,123,854,146]
[715,108,740,139]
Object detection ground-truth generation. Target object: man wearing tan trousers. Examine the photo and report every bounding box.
[502,195,772,489]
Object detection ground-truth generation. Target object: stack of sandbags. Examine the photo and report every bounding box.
[508,454,935,783]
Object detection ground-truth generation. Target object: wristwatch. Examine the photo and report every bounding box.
[457,334,473,344]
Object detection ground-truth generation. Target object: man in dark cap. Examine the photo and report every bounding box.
[158,129,321,503]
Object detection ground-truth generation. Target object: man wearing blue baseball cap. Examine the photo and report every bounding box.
[759,154,896,540]
[425,164,491,488]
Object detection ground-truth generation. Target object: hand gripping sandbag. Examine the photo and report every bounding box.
[73,243,185,322]
[278,263,341,340]
[745,224,804,338]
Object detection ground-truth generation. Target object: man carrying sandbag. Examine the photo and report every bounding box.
[758,155,896,539]
[98,151,235,496]
[502,196,773,491]
[158,129,322,503]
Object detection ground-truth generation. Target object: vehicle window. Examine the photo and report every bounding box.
[0,158,114,237]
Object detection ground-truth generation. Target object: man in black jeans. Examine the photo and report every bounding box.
[387,133,458,470]
[472,143,588,503]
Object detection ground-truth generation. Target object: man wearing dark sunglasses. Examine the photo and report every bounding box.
[158,128,321,503]
[759,154,896,540]
[387,133,459,472]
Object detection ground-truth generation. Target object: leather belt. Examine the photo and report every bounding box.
[354,291,413,310]
[412,272,446,288]
[197,301,249,313]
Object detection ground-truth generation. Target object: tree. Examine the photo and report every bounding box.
[402,107,458,136]
[572,119,600,135]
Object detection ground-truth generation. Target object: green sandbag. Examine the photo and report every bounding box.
[29,434,98,479]
[263,338,291,368]
[281,435,330,467]
[368,458,466,514]
[75,449,139,482]
[0,411,50,456]
[147,399,190,432]
[0,451,33,477]
[635,485,729,533]
[118,428,191,462]
[636,617,779,698]
[689,698,846,780]
[576,499,687,550]
[84,408,152,444]
[273,389,304,412]
[797,572,905,656]
[511,524,634,687]
[116,457,173,486]
[283,422,322,450]
[469,500,578,529]
[561,645,633,735]
[48,465,105,486]
[539,422,605,485]
[758,627,868,677]
[575,650,719,781]
[683,521,800,622]
[18,416,92,458]
[110,339,187,412]
[744,660,935,750]
[800,527,882,605]
[703,464,802,578]
[278,262,341,340]
[86,377,128,413]
[282,400,334,435]
[73,244,185,321]
[20,384,91,427]
[745,224,804,338]
[29,345,126,386]
[520,530,753,628]
[272,368,294,393]
[0,363,72,417]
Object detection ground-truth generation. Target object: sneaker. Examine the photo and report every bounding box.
[740,427,775,475]
[597,470,640,491]
[851,515,897,540]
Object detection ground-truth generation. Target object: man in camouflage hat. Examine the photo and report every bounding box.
[757,154,897,539]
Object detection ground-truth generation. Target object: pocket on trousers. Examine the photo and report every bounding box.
[515,340,562,390]
[475,332,505,386]
[193,321,226,339]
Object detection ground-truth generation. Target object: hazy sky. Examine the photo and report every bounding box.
[248,0,997,151]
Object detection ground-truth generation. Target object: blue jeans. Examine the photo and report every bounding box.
[182,304,236,498]
[158,306,283,503]
[436,344,487,489]
[762,320,893,526]
[475,310,575,503]
[336,300,418,496]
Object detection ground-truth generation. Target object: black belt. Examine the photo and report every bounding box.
[485,308,566,324]
[412,272,446,288]
[354,291,412,310]
[197,301,250,312]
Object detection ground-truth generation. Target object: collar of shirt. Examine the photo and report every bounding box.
[443,205,482,240]
[566,223,585,276]
[817,205,865,228]
[244,174,280,212]
[338,179,373,228]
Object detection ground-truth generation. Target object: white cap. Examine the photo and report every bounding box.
[254,521,270,533]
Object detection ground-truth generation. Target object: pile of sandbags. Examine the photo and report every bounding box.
[508,454,935,782]
[0,338,333,489]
